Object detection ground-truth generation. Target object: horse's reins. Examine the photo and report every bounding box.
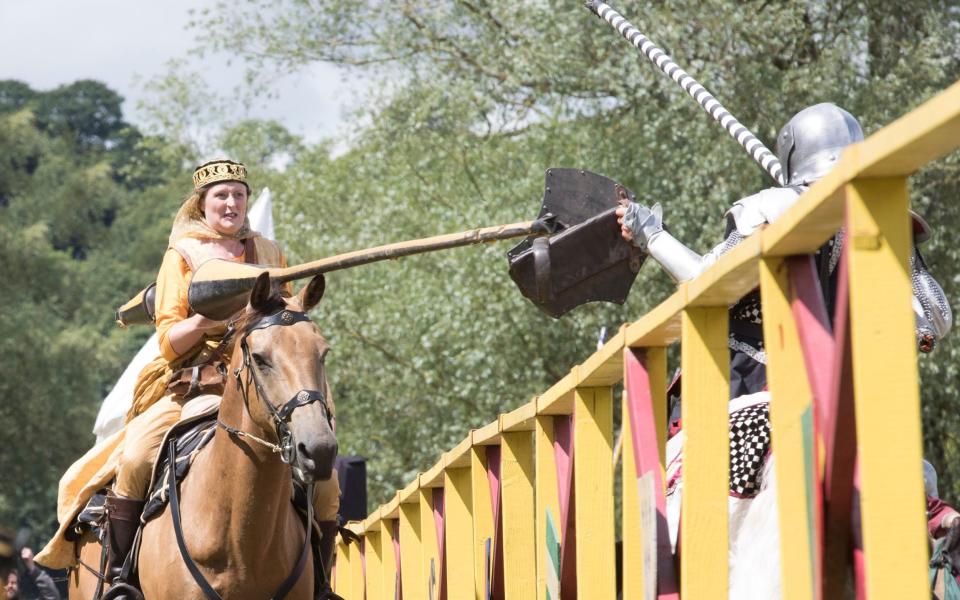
[72,547,109,600]
[168,307,333,600]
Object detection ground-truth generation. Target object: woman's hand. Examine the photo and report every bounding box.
[167,313,228,356]
[191,313,228,331]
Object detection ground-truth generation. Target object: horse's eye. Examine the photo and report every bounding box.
[252,353,270,368]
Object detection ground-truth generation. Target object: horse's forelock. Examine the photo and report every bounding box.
[232,285,288,335]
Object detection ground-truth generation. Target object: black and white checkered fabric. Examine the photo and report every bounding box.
[729,403,771,497]
[730,289,763,324]
[912,248,952,330]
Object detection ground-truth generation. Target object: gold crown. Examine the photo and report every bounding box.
[193,159,247,190]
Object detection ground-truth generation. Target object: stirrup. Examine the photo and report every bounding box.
[101,582,145,600]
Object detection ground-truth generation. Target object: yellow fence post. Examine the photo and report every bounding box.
[382,517,400,600]
[365,527,383,599]
[535,414,562,599]
[647,348,669,465]
[759,257,818,600]
[334,539,351,598]
[622,346,673,599]
[445,466,474,599]
[348,533,365,597]
[420,486,443,600]
[621,388,643,598]
[399,488,424,599]
[573,386,615,599]
[501,430,536,599]
[845,177,928,599]
[471,445,497,600]
[680,306,730,597]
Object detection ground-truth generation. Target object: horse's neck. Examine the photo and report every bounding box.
[191,386,295,555]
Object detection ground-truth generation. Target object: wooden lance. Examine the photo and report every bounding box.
[115,219,554,326]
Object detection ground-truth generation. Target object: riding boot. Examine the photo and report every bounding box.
[313,520,345,600]
[102,490,146,600]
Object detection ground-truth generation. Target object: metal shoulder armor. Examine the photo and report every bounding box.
[724,186,804,237]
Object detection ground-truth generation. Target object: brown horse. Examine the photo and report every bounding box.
[69,273,337,600]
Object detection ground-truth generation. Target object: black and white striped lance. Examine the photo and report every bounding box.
[585,0,785,186]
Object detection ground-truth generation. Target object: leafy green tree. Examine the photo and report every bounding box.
[0,82,190,536]
[34,80,127,151]
[219,119,305,172]
[0,108,45,205]
[0,220,100,532]
[0,80,37,114]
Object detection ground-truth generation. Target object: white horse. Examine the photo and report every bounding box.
[662,391,782,598]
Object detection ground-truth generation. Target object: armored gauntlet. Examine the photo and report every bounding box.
[622,202,708,283]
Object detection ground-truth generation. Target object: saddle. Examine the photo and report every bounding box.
[68,396,323,575]
[141,406,220,523]
[67,397,222,545]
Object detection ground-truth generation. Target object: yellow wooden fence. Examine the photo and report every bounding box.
[332,80,960,599]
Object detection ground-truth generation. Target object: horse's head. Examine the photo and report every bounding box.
[231,271,337,484]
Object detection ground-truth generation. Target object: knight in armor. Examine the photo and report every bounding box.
[616,106,955,576]
[616,103,953,397]
[37,161,342,600]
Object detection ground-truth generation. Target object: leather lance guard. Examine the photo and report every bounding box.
[507,168,646,318]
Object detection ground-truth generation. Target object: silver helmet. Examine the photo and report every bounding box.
[776,103,864,186]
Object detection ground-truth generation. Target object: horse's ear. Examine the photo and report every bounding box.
[298,274,325,312]
[249,272,273,312]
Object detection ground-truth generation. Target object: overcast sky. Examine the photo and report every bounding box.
[0,0,352,143]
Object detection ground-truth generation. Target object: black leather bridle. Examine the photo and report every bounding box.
[219,308,333,466]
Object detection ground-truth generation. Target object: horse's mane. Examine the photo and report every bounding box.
[230,285,289,337]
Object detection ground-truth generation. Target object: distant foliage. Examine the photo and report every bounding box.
[0,80,37,114]
[0,80,189,538]
[32,80,126,151]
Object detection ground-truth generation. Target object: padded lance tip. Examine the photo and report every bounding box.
[507,169,645,318]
